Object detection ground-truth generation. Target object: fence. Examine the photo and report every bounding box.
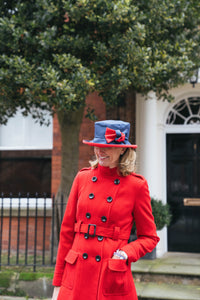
[0,193,65,271]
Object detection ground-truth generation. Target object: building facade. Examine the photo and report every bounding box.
[0,84,199,257]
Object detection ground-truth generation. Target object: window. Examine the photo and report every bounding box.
[0,110,53,196]
[0,110,52,149]
[0,150,51,197]
[166,97,200,125]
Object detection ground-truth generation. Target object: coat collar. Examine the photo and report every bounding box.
[97,164,119,177]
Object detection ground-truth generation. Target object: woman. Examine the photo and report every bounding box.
[52,120,159,300]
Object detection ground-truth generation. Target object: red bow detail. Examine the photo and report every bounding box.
[105,127,125,144]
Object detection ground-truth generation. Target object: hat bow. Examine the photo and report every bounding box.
[105,127,125,144]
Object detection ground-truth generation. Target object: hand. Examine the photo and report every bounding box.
[112,254,120,259]
[52,286,60,300]
[112,249,128,260]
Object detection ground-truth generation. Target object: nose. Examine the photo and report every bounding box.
[96,147,106,155]
[98,147,106,154]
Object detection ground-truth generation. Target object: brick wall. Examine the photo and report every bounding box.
[1,216,51,252]
[51,113,62,196]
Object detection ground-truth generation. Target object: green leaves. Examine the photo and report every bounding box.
[42,54,92,111]
[151,198,172,231]
[0,0,200,123]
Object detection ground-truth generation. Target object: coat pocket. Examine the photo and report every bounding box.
[103,259,131,296]
[62,249,79,290]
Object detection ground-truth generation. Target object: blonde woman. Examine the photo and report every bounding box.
[52,120,159,300]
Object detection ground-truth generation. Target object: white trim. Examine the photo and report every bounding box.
[165,95,200,133]
[163,93,200,255]
[163,91,200,122]
[165,125,200,134]
[0,146,53,150]
[0,198,52,209]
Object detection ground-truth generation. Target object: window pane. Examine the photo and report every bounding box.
[0,110,53,149]
[0,150,51,197]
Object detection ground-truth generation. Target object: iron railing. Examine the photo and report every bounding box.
[0,193,65,271]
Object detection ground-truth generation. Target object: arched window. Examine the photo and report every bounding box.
[166,97,200,125]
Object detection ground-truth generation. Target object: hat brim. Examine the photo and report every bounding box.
[82,140,137,149]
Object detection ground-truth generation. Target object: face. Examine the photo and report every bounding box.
[94,147,125,168]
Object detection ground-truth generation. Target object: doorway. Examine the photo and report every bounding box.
[167,133,200,252]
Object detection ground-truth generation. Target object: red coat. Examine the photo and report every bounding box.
[53,165,159,300]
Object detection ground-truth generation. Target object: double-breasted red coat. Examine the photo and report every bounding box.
[53,165,159,300]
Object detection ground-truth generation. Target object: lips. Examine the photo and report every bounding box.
[99,156,109,160]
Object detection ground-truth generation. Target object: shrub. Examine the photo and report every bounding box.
[151,197,171,230]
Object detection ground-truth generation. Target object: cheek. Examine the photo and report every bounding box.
[114,151,122,160]
[114,155,120,162]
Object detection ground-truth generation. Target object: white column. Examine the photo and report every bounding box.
[136,92,158,196]
[136,92,167,257]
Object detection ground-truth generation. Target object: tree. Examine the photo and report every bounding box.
[0,0,200,207]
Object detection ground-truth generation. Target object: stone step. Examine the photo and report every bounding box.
[133,272,200,286]
[132,253,200,300]
[135,282,200,300]
[132,259,200,286]
[132,252,200,280]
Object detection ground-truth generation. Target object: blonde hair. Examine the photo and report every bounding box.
[89,148,136,176]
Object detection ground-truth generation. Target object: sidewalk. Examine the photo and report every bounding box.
[1,252,200,300]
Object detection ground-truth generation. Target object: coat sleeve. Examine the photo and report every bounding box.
[52,173,79,287]
[121,178,160,263]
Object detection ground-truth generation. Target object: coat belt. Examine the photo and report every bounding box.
[74,221,130,240]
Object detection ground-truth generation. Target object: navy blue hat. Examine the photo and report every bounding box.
[83,120,137,148]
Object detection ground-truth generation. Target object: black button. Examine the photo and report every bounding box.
[114,179,120,185]
[92,176,97,182]
[96,255,101,262]
[84,233,89,239]
[83,253,88,259]
[107,196,113,203]
[89,193,94,199]
[86,212,91,219]
[97,236,103,242]
[101,216,107,222]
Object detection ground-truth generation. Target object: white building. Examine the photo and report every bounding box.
[136,82,200,256]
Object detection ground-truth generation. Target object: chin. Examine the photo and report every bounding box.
[99,161,110,167]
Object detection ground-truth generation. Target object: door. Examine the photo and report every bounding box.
[167,134,200,252]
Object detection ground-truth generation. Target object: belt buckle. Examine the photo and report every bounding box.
[87,224,96,237]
